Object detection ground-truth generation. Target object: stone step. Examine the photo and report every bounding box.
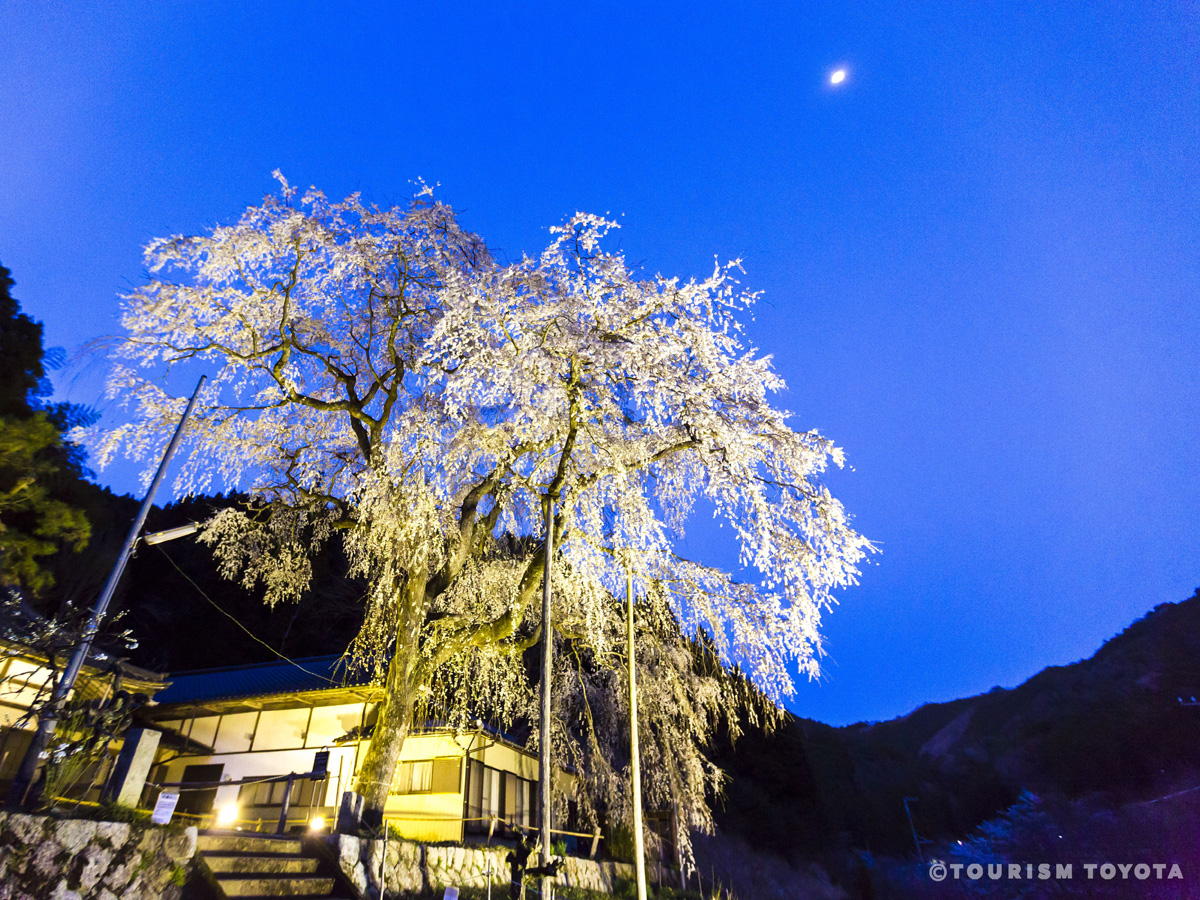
[215,875,335,897]
[198,833,304,855]
[205,854,320,875]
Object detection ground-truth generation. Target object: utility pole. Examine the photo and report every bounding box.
[627,570,648,900]
[538,497,555,900]
[10,375,205,805]
[903,796,924,864]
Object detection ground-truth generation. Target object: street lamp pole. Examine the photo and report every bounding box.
[10,375,206,805]
[538,496,555,900]
[627,570,648,900]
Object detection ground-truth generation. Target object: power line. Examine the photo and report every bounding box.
[1142,783,1200,805]
[153,544,337,685]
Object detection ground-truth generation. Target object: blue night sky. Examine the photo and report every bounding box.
[2,2,1197,726]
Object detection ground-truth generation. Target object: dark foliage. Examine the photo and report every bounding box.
[708,716,837,858]
[116,494,366,672]
[0,263,94,596]
[0,265,45,419]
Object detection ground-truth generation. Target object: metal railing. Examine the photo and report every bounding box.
[148,768,328,834]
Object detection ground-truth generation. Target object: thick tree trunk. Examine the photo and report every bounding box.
[355,658,416,829]
[355,583,425,830]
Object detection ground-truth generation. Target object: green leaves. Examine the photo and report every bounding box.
[0,264,93,597]
[0,414,91,594]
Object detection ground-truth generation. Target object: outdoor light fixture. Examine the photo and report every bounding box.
[142,522,201,545]
[216,805,238,827]
[309,815,326,831]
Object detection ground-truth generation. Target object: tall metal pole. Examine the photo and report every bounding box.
[10,375,206,804]
[539,497,555,900]
[627,571,648,900]
[903,796,924,864]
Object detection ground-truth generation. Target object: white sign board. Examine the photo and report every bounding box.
[151,791,179,825]
[442,889,459,900]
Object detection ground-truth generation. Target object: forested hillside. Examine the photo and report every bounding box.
[55,492,366,672]
[713,587,1200,868]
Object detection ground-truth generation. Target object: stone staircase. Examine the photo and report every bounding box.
[196,832,350,898]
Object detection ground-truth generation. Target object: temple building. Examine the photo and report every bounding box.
[143,655,550,842]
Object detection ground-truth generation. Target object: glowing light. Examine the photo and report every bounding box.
[216,805,238,827]
[830,68,847,85]
[309,815,327,831]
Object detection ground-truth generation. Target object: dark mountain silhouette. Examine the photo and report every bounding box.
[714,586,1200,864]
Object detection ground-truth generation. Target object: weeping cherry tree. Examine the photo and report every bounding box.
[90,175,873,830]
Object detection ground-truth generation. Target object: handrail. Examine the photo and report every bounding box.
[150,769,324,791]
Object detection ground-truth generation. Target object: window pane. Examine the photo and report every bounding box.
[213,712,257,753]
[306,704,367,748]
[431,758,459,793]
[393,762,413,794]
[253,708,311,751]
[481,766,493,814]
[411,761,433,792]
[296,778,313,807]
[468,760,483,822]
[189,716,218,749]
[504,772,517,822]
[486,768,500,816]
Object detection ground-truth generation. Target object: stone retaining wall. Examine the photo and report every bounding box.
[0,812,197,900]
[331,835,637,897]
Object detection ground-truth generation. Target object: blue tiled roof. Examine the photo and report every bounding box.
[155,655,375,705]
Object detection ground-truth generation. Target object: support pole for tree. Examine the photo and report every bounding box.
[539,497,555,900]
[627,570,648,900]
[10,375,206,805]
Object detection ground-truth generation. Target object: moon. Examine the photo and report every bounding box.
[830,68,847,85]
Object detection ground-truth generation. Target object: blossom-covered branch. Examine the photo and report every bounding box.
[91,177,874,834]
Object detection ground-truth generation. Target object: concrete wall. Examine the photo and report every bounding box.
[0,812,197,900]
[331,835,637,898]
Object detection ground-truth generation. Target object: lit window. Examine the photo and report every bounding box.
[411,761,433,792]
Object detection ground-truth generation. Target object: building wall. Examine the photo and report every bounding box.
[155,701,371,756]
[381,731,467,842]
[151,701,372,827]
[385,787,465,843]
[0,657,53,731]
[479,739,538,781]
[150,708,543,843]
